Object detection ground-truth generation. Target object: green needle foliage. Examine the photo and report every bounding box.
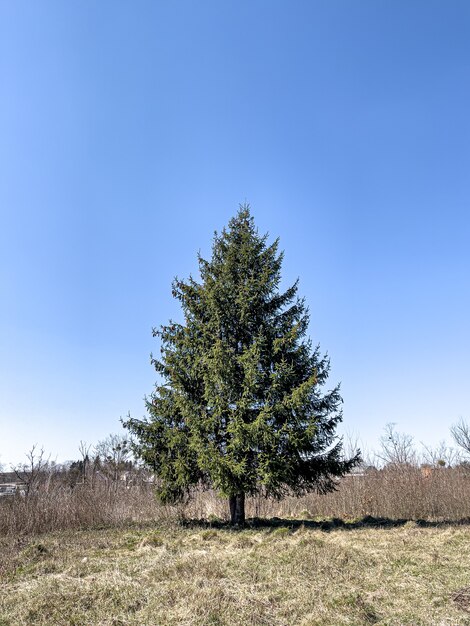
[124,206,360,524]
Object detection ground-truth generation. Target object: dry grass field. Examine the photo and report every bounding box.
[2,467,470,624]
[3,465,470,537]
[2,519,470,626]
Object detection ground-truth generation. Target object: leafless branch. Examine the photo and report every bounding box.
[376,423,417,467]
[421,440,461,467]
[12,445,50,496]
[451,418,470,457]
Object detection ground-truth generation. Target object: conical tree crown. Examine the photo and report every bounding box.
[125,206,359,502]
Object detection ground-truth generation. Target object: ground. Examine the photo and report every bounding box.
[1,520,470,625]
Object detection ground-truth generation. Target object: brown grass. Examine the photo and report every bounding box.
[0,482,170,536]
[160,464,470,525]
[2,522,470,625]
[2,466,470,624]
[2,465,470,537]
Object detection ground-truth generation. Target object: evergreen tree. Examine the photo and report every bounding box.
[124,206,359,525]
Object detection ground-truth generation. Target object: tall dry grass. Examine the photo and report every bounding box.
[0,482,172,536]
[245,465,470,521]
[2,464,470,536]
[186,465,470,522]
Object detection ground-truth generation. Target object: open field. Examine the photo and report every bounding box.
[2,520,470,626]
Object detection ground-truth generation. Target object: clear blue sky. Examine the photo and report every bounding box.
[1,1,469,465]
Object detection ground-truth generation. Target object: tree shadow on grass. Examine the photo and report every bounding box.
[179,515,470,532]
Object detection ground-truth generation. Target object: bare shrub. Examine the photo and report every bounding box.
[4,462,470,537]
[3,427,470,537]
[0,478,177,536]
[243,464,470,521]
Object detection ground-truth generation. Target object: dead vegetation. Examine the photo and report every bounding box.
[2,463,470,536]
[453,587,470,614]
[1,522,470,625]
[2,449,470,624]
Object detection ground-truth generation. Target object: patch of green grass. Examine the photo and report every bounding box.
[270,526,292,538]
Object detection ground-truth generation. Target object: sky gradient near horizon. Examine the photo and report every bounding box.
[1,1,469,465]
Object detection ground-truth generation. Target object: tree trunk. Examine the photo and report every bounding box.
[229,493,245,526]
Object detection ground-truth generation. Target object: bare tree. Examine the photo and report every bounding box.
[13,445,50,496]
[377,423,417,467]
[78,440,92,483]
[94,434,131,484]
[421,440,460,467]
[341,430,363,470]
[450,418,470,457]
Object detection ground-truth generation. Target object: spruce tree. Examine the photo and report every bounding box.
[124,206,359,525]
